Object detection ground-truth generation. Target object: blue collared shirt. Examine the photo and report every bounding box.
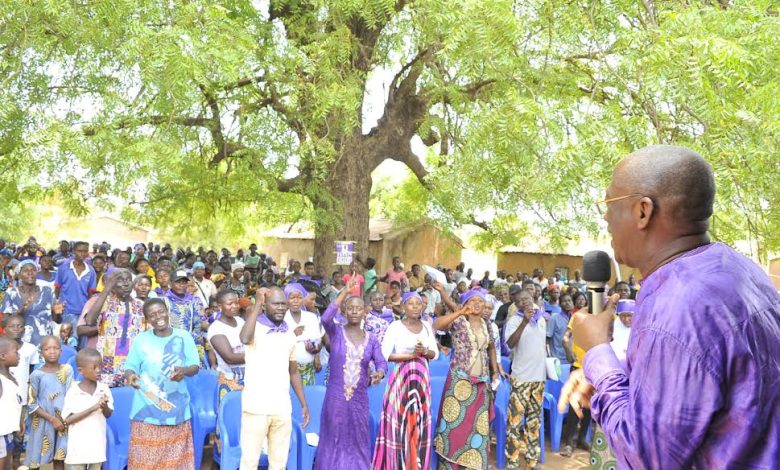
[55,259,96,315]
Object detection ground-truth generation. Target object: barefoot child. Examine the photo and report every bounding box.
[0,336,22,470]
[26,336,73,470]
[62,348,113,470]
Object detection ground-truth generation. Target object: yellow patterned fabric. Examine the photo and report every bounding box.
[434,369,492,470]
[505,379,544,468]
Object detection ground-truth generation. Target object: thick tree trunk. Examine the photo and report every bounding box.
[312,147,373,270]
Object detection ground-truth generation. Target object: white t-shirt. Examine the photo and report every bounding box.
[207,318,246,381]
[283,310,323,365]
[10,341,40,403]
[0,374,22,435]
[242,323,296,416]
[381,320,439,361]
[505,315,547,382]
[62,381,114,464]
[194,278,218,308]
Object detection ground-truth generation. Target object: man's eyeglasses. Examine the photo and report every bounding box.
[595,193,644,215]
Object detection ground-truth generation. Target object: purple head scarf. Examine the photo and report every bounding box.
[284,282,307,299]
[617,299,636,314]
[459,288,487,305]
[401,291,421,304]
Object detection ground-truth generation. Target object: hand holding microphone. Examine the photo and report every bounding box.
[559,250,618,416]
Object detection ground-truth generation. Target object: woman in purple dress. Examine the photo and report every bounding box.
[316,278,387,470]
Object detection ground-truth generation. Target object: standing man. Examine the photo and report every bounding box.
[562,145,780,468]
[239,287,309,470]
[55,241,96,334]
[504,290,547,470]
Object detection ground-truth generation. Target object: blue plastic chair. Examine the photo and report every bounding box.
[216,390,299,470]
[429,375,447,467]
[106,387,134,470]
[492,378,511,469]
[368,378,388,453]
[186,369,218,470]
[429,360,451,378]
[545,363,571,451]
[290,385,326,470]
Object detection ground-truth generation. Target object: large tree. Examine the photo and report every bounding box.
[1,0,778,262]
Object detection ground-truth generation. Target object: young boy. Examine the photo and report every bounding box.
[3,315,39,404]
[62,348,113,470]
[59,323,78,349]
[0,336,22,470]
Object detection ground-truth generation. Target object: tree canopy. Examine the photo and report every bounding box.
[1,0,777,262]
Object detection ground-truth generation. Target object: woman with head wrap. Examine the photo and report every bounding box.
[226,262,247,299]
[283,282,323,385]
[0,259,55,345]
[372,291,439,470]
[83,268,146,387]
[432,288,499,469]
[315,278,387,470]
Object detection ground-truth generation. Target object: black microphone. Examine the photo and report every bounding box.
[583,250,612,315]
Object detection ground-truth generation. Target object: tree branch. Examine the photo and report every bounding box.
[82,115,211,136]
[222,74,264,93]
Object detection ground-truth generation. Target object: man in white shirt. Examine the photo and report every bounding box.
[239,287,309,470]
[504,291,547,470]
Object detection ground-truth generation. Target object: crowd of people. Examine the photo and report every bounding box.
[0,236,640,470]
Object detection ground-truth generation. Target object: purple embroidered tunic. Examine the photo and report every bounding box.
[584,243,780,469]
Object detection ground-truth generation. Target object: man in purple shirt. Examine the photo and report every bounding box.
[561,145,780,468]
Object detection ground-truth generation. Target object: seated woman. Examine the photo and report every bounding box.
[433,288,499,470]
[124,298,200,470]
[316,278,387,470]
[372,292,438,470]
[206,290,245,452]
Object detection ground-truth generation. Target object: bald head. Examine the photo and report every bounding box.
[617,145,715,227]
